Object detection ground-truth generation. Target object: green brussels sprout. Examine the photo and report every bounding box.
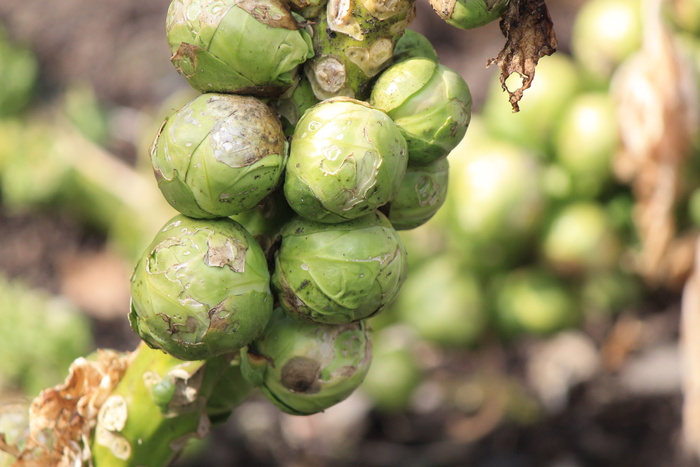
[393,29,439,64]
[429,0,509,30]
[166,0,314,96]
[151,93,287,219]
[540,202,622,276]
[370,58,472,166]
[491,267,581,338]
[571,0,642,86]
[272,77,319,136]
[386,157,449,230]
[0,28,38,117]
[129,215,273,361]
[394,254,487,347]
[360,326,424,412]
[446,132,547,272]
[272,211,408,324]
[240,308,372,415]
[552,92,619,199]
[284,98,408,223]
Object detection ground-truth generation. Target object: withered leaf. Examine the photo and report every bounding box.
[487,0,557,112]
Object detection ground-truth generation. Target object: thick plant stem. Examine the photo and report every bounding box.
[90,343,231,467]
[305,0,416,100]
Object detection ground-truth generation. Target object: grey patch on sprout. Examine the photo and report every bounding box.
[204,236,247,272]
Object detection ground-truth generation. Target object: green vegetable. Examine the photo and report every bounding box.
[540,201,622,276]
[552,92,619,199]
[429,0,509,30]
[151,93,287,219]
[284,98,408,223]
[492,267,580,338]
[272,76,320,136]
[129,215,273,360]
[370,57,472,165]
[392,29,439,64]
[240,308,372,415]
[0,27,38,117]
[394,254,487,347]
[386,157,449,230]
[166,0,314,95]
[272,211,408,324]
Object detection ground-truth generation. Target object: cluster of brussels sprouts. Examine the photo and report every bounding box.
[127,0,486,415]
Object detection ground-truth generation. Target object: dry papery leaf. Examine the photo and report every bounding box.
[1,350,131,467]
[612,0,698,289]
[487,0,557,112]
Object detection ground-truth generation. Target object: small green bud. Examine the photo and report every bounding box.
[386,158,449,230]
[392,29,439,64]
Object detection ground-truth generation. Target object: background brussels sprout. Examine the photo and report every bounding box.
[394,254,487,347]
[539,201,623,276]
[552,92,619,199]
[0,26,38,118]
[151,93,287,219]
[167,0,314,95]
[272,211,408,324]
[430,0,509,30]
[129,215,273,360]
[386,157,449,230]
[446,132,548,272]
[284,98,408,223]
[392,29,439,64]
[491,267,581,338]
[240,308,372,415]
[370,58,472,166]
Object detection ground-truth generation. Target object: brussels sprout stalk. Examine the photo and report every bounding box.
[305,0,416,100]
[90,343,244,467]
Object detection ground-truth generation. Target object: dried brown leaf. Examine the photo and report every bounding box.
[487,0,557,112]
[7,350,132,467]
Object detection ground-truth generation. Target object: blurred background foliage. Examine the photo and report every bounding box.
[0,0,699,466]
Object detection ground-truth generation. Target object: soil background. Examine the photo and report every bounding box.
[0,1,697,466]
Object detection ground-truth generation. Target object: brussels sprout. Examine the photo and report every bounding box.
[272,211,408,324]
[272,77,319,136]
[393,29,439,64]
[540,202,622,276]
[446,134,547,272]
[129,215,273,361]
[552,92,619,199]
[430,0,509,30]
[571,0,642,86]
[360,325,423,412]
[151,93,287,219]
[394,254,487,347]
[240,308,372,415]
[492,268,580,338]
[370,58,472,166]
[0,27,38,117]
[167,0,314,96]
[386,157,449,230]
[284,98,408,223]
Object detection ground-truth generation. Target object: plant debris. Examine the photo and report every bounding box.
[487,0,557,112]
